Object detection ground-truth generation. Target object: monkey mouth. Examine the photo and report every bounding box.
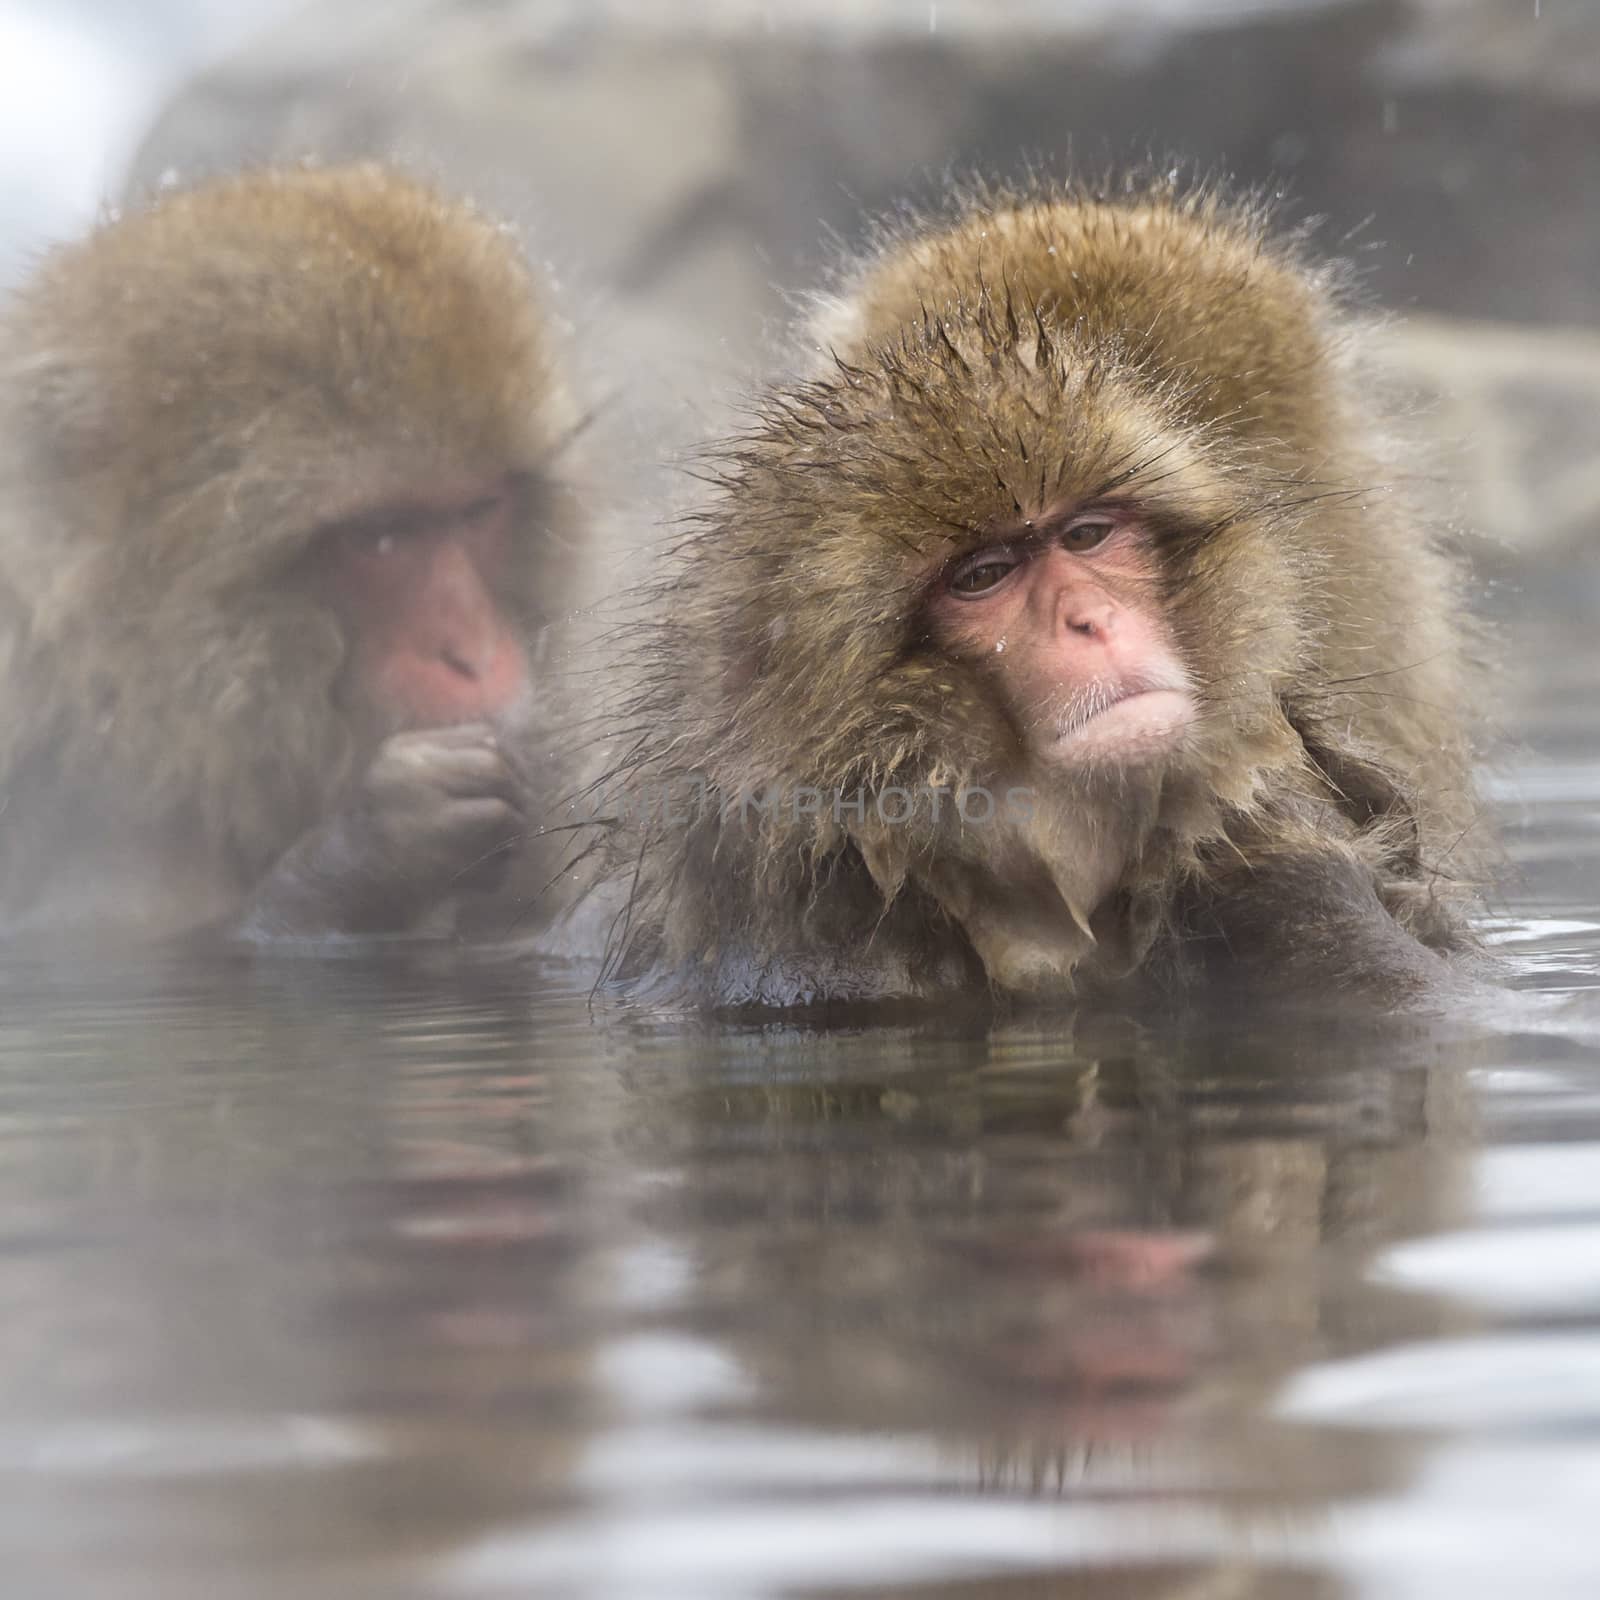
[1044,684,1196,763]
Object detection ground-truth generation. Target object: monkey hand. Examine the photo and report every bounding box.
[355,725,528,900]
[235,725,528,940]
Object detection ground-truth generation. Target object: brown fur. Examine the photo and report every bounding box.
[594,176,1485,1008]
[0,163,584,934]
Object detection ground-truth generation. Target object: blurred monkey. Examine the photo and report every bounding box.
[0,164,589,942]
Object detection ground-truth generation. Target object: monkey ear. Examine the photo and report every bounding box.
[719,613,788,702]
[719,647,761,701]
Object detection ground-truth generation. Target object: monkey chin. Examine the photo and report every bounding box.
[1037,688,1197,770]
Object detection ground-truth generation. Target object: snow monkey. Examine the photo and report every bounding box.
[595,178,1485,1008]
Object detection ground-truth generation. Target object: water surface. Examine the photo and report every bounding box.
[2,620,1597,1599]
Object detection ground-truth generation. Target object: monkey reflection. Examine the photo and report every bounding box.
[604,1007,1473,1600]
[595,178,1487,1008]
[0,164,588,943]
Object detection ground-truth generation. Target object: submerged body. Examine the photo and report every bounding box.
[593,178,1486,1009]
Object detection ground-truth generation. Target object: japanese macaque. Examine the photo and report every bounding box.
[0,164,587,942]
[597,178,1486,1008]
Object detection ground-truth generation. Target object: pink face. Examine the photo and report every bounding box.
[320,475,530,730]
[924,509,1195,769]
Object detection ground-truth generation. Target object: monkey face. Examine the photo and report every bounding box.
[924,506,1196,773]
[311,472,533,736]
[680,306,1295,842]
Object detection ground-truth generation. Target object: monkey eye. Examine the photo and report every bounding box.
[1059,518,1115,553]
[947,545,1024,597]
[329,515,429,567]
[342,524,405,559]
[461,493,504,523]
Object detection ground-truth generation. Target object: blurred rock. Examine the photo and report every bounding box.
[1385,317,1600,566]
[126,0,1600,587]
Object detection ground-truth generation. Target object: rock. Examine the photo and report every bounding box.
[1381,317,1600,611]
[125,0,1600,583]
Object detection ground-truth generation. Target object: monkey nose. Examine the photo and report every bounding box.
[1057,594,1116,639]
[439,641,484,680]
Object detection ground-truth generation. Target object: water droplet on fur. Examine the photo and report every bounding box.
[994,640,1006,654]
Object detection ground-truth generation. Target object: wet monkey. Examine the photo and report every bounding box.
[0,164,588,942]
[598,178,1487,1008]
